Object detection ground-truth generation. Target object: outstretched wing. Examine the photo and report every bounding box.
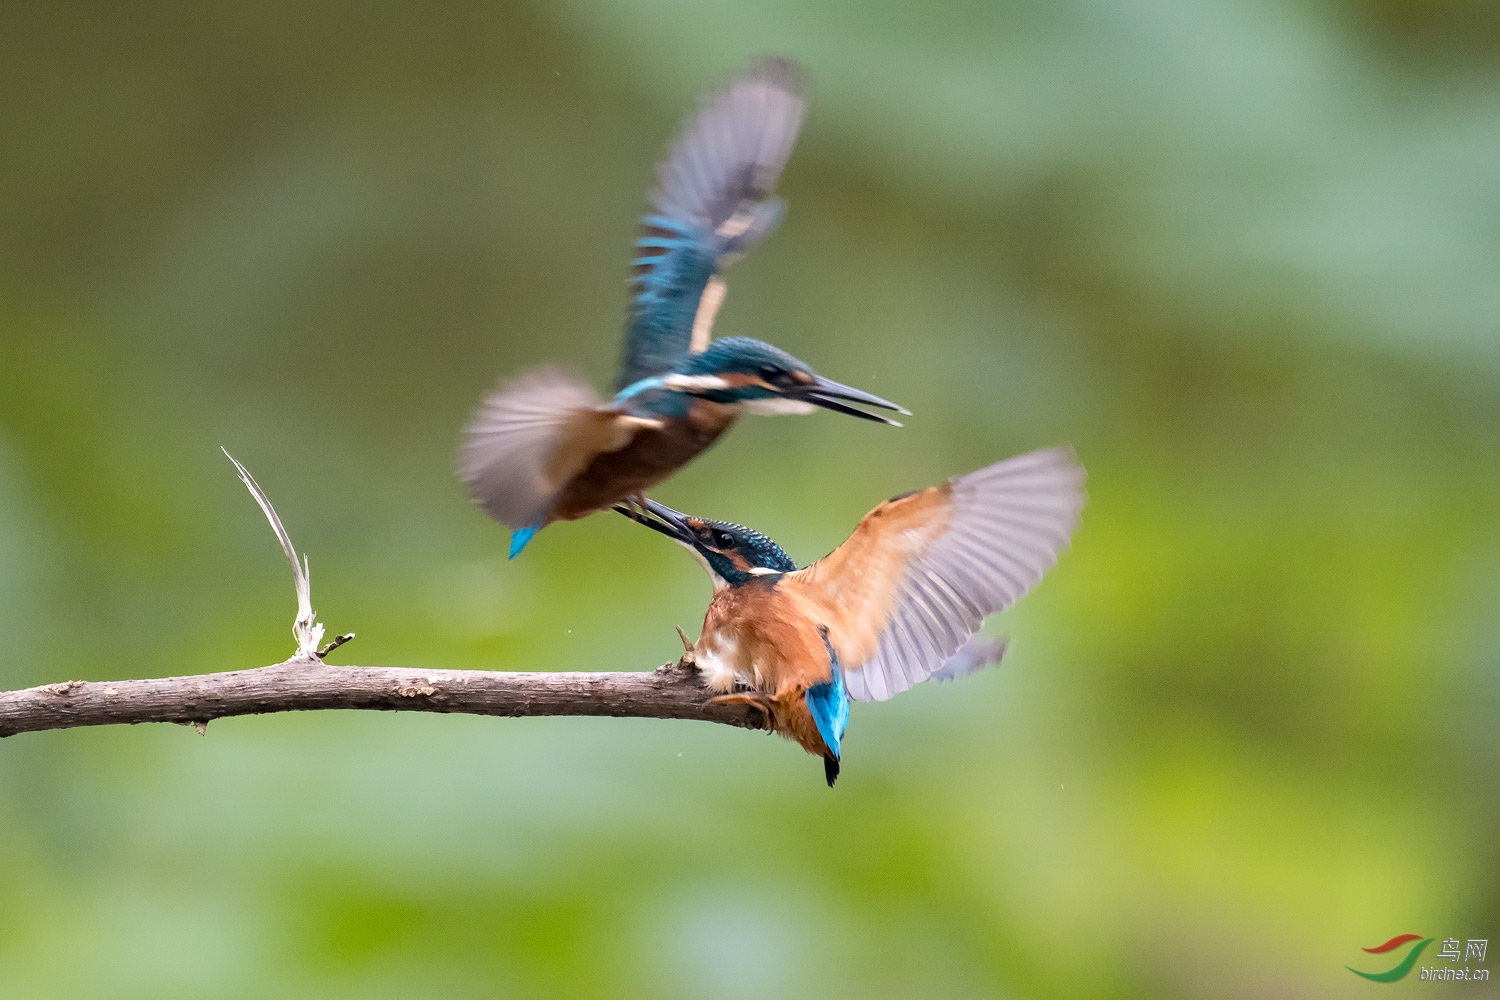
[458,368,646,530]
[617,58,805,391]
[789,448,1085,702]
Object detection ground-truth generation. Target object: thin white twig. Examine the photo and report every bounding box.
[222,448,326,659]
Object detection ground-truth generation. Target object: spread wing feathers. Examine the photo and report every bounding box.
[458,368,643,530]
[651,57,804,234]
[618,58,805,391]
[792,447,1085,702]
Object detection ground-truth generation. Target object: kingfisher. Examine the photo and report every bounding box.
[459,58,905,557]
[616,446,1086,785]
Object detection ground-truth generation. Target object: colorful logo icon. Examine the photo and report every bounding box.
[1347,934,1433,982]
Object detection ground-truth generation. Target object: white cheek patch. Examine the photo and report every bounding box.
[660,373,731,393]
[742,397,818,417]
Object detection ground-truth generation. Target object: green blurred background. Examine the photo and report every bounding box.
[1,1,1497,997]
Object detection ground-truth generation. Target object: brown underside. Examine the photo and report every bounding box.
[700,577,837,759]
[550,402,737,522]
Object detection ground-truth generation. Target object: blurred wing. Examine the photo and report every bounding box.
[617,58,805,390]
[790,448,1085,702]
[458,368,642,529]
[927,636,1008,684]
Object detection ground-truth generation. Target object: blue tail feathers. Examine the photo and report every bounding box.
[806,673,848,761]
[509,524,541,559]
[807,627,850,786]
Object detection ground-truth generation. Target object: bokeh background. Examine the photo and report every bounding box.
[2,1,1498,997]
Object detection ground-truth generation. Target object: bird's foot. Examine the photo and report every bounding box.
[623,493,649,520]
[707,691,775,731]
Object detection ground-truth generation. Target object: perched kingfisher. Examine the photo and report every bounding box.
[616,447,1085,785]
[459,58,905,557]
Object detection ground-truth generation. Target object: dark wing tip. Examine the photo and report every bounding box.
[823,754,841,787]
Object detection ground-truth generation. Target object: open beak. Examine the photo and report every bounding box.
[795,376,909,426]
[612,497,695,544]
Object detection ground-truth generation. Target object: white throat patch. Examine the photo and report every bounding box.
[674,539,729,591]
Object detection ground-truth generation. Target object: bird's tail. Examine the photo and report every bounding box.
[809,625,848,788]
[508,525,541,559]
[823,754,840,787]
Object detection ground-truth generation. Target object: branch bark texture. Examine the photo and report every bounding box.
[0,660,766,738]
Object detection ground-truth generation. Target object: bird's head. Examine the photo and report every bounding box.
[660,337,907,424]
[615,497,796,588]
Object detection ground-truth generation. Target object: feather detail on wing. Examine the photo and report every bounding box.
[458,368,647,530]
[790,447,1085,702]
[618,58,805,390]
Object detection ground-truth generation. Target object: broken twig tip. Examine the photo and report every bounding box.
[317,633,356,659]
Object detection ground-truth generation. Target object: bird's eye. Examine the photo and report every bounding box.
[712,529,734,549]
[760,366,789,386]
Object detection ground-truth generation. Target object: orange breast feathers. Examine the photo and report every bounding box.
[694,580,836,697]
[787,447,1085,702]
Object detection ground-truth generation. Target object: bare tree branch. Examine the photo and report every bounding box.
[0,659,767,738]
[0,453,770,741]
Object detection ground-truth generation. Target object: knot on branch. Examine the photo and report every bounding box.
[396,683,437,698]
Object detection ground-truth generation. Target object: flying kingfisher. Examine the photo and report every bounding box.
[459,58,905,557]
[616,447,1086,785]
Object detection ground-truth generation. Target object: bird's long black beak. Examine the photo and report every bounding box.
[796,376,909,426]
[612,497,695,544]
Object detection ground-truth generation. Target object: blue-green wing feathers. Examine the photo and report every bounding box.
[617,58,805,391]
